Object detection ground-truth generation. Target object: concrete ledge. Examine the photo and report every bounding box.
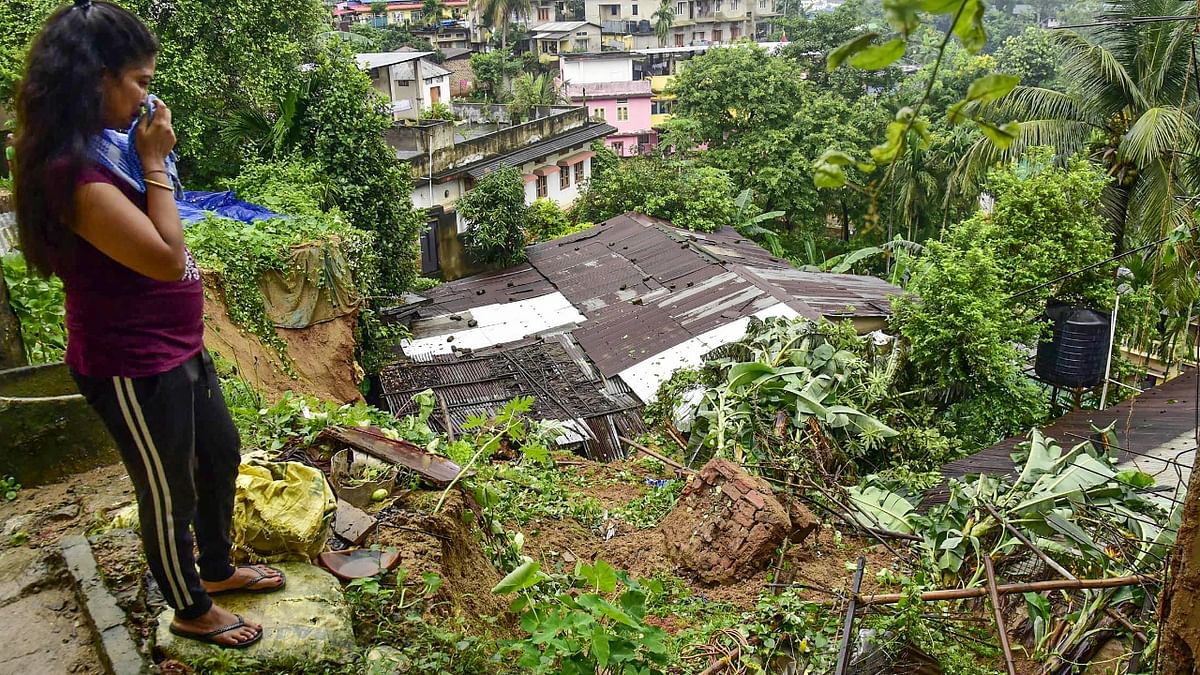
[61,534,150,675]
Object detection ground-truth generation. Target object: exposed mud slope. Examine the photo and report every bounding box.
[201,277,362,404]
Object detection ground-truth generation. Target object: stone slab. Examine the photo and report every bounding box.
[154,562,355,668]
[334,499,377,546]
[61,534,148,675]
[0,545,55,607]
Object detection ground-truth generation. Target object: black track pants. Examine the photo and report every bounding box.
[72,349,240,620]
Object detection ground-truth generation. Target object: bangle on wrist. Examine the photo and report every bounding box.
[144,169,168,177]
[144,178,174,192]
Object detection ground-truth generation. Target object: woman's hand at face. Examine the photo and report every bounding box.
[134,98,175,169]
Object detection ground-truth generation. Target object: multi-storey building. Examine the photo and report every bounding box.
[331,0,471,28]
[586,0,780,49]
[357,52,452,120]
[386,104,614,277]
[559,52,656,156]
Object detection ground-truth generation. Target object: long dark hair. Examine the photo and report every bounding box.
[13,0,159,277]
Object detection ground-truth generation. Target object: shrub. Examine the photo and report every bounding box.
[459,166,529,266]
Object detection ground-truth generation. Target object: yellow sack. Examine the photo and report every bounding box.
[231,459,336,563]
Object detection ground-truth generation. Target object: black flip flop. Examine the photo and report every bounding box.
[169,614,262,649]
[208,565,287,596]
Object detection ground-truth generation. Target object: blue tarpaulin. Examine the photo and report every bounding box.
[177,190,284,225]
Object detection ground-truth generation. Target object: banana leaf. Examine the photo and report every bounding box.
[846,485,916,534]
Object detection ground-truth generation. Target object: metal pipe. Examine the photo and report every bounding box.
[1100,293,1121,410]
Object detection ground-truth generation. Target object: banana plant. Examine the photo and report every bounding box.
[691,318,897,467]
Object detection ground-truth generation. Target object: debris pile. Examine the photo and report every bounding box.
[661,458,811,584]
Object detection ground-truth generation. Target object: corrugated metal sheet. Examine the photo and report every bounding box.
[383,212,902,459]
[740,267,898,318]
[380,337,643,461]
[529,214,820,376]
[924,368,1199,506]
[414,264,554,316]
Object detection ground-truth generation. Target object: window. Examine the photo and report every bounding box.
[538,7,550,20]
[712,28,722,41]
[574,161,585,184]
[759,0,767,8]
[651,99,671,115]
[536,174,548,198]
[560,168,571,190]
[610,4,619,14]
[593,106,606,120]
[632,3,639,13]
[674,32,684,46]
[617,106,629,121]
[612,141,624,155]
[715,0,722,11]
[731,25,740,39]
[677,2,686,14]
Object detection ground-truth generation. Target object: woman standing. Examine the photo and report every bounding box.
[13,0,283,648]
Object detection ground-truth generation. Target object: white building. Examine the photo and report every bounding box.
[559,51,638,84]
[356,52,452,121]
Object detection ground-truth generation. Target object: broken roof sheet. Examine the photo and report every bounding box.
[394,213,901,387]
[924,368,1199,506]
[380,336,644,460]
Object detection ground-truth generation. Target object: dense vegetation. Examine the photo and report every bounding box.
[0,0,1195,670]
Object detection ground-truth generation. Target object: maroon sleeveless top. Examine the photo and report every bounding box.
[53,164,204,378]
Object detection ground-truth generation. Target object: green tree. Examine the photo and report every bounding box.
[509,72,561,121]
[575,156,737,232]
[652,0,675,47]
[526,198,572,242]
[0,0,57,107]
[1,0,326,183]
[469,47,522,100]
[993,25,1060,89]
[667,44,805,146]
[472,0,532,48]
[295,47,425,294]
[957,0,1198,255]
[459,167,529,265]
[423,0,448,24]
[128,0,328,183]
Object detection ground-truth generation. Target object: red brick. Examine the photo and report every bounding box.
[733,509,755,528]
[745,490,766,509]
[720,483,741,501]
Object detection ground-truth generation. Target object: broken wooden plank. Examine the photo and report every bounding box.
[319,426,463,486]
[619,436,694,475]
[333,499,377,546]
[834,557,866,675]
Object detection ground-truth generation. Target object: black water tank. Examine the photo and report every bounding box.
[1035,304,1111,388]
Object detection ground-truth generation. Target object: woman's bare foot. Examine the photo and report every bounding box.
[171,604,261,647]
[202,564,285,594]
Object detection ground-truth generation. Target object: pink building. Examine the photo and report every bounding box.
[565,80,657,157]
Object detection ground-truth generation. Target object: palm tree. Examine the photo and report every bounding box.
[954,0,1198,255]
[423,0,447,25]
[652,0,675,47]
[473,0,532,49]
[510,72,562,121]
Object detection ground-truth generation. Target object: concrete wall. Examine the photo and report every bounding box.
[394,106,592,178]
[560,55,635,84]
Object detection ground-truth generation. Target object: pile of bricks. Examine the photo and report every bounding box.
[660,458,817,584]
